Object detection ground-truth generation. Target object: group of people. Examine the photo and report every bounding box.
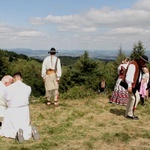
[0,72,39,142]
[0,46,149,145]
[110,55,149,120]
[41,47,150,121]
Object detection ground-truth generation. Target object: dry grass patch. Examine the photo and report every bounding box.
[0,96,150,150]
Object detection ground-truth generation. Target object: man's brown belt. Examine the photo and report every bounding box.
[46,69,56,75]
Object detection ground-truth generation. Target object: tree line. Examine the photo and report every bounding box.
[0,41,149,99]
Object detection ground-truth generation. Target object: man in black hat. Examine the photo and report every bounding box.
[41,47,62,107]
[125,55,149,120]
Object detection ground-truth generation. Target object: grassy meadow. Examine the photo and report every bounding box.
[0,94,150,150]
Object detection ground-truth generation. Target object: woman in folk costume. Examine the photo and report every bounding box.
[41,47,62,107]
[109,58,130,105]
[139,67,149,105]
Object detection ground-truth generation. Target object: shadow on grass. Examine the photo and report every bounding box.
[109,108,125,116]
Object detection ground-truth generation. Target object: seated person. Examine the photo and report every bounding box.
[98,78,106,94]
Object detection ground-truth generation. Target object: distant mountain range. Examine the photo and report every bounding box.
[6,48,150,61]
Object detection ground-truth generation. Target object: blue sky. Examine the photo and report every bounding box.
[0,0,150,51]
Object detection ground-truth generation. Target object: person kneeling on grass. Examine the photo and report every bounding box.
[0,72,39,142]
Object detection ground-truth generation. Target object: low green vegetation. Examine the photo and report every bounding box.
[0,96,150,150]
[0,40,150,149]
[0,40,149,99]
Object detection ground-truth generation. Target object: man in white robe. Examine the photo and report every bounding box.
[0,75,13,125]
[0,72,39,142]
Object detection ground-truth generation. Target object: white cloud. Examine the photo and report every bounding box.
[0,24,47,38]
[109,27,145,35]
[29,17,46,25]
[133,0,150,11]
[0,24,49,49]
[30,1,150,32]
[1,0,150,50]
[0,24,15,37]
[18,31,46,37]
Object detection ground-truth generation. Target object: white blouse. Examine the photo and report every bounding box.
[125,64,142,88]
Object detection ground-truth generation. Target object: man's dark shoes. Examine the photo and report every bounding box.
[16,129,24,142]
[133,115,139,119]
[126,115,139,120]
[31,126,40,141]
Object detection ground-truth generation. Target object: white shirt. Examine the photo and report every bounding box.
[125,64,142,88]
[41,55,62,80]
[4,80,31,108]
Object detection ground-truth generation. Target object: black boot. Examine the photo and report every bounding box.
[140,96,145,105]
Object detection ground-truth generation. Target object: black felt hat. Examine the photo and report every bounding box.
[140,55,149,63]
[48,47,58,54]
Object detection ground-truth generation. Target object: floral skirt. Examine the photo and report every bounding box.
[110,78,129,106]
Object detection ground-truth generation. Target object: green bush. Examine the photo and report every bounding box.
[60,85,96,99]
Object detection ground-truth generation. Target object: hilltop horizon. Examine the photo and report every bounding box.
[6,48,132,60]
[4,47,150,61]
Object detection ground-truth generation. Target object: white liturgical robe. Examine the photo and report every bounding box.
[0,80,32,140]
[0,81,7,118]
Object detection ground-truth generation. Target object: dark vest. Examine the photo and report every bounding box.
[130,60,141,90]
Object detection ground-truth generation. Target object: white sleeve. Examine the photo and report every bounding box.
[56,58,62,80]
[41,59,47,79]
[125,64,135,88]
[3,87,12,106]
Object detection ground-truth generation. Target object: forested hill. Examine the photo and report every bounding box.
[0,49,81,96]
[0,49,80,66]
[1,44,149,100]
[0,49,81,66]
[0,49,118,99]
[0,49,44,96]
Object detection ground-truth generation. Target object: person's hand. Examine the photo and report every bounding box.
[127,87,132,93]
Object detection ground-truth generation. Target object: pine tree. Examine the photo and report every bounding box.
[130,40,145,60]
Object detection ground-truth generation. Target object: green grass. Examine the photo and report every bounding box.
[0,96,150,150]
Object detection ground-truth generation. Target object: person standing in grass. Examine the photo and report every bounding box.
[41,47,62,107]
[125,55,149,120]
[0,72,39,142]
[139,67,149,105]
